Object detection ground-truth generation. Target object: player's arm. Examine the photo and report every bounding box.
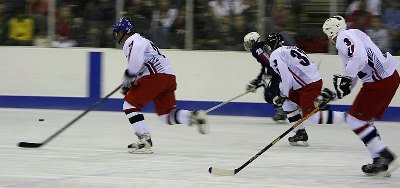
[121,39,146,94]
[332,33,366,99]
[270,54,292,98]
[246,66,265,92]
[246,42,270,92]
[336,32,367,78]
[126,39,147,75]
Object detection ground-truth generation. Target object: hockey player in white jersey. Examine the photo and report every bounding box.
[264,33,347,146]
[112,18,207,154]
[321,15,399,176]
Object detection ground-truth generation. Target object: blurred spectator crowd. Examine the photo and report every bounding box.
[0,0,400,55]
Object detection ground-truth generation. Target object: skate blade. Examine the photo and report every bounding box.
[365,159,399,177]
[197,124,209,135]
[380,159,399,177]
[289,141,309,147]
[128,148,154,154]
[274,119,288,124]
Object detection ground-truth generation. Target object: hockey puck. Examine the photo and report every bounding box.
[38,118,44,121]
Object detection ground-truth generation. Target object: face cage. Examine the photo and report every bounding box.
[113,30,126,44]
[267,39,279,52]
[243,40,254,51]
[264,44,272,54]
[113,30,119,40]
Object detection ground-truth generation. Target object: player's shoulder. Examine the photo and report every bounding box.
[270,47,285,59]
[273,46,292,54]
[337,29,365,40]
[336,29,366,46]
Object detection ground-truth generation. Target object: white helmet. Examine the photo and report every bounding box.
[322,15,347,40]
[243,32,260,51]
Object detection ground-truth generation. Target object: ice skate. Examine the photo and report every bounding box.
[272,106,287,123]
[362,148,399,177]
[288,129,309,146]
[128,133,153,154]
[190,110,208,134]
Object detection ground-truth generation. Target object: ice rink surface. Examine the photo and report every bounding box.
[0,108,399,188]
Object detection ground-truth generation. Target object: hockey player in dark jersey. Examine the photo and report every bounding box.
[243,32,287,123]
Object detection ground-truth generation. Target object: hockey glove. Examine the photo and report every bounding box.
[121,69,137,94]
[273,94,286,107]
[333,74,352,99]
[121,86,130,95]
[315,88,336,110]
[122,69,137,88]
[246,78,263,92]
[262,73,272,86]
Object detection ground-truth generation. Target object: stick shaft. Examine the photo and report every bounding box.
[205,90,252,113]
[210,108,320,176]
[234,107,319,173]
[18,85,122,148]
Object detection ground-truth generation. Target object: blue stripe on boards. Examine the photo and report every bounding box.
[0,95,400,121]
[89,52,102,98]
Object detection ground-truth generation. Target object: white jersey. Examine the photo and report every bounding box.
[122,33,175,78]
[269,46,321,97]
[336,29,398,83]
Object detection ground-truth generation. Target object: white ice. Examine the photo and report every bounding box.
[0,108,399,188]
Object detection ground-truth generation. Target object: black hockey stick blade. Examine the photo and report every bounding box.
[208,167,236,176]
[18,142,43,148]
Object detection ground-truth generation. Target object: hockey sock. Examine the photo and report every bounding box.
[347,115,386,158]
[308,110,346,124]
[160,108,191,125]
[123,101,150,135]
[286,108,305,132]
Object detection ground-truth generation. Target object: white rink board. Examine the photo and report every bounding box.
[1,47,400,106]
[1,108,400,188]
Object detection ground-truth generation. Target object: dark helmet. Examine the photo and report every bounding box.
[265,33,285,52]
[112,18,135,44]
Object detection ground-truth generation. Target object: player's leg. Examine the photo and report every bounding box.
[346,116,398,176]
[348,73,399,176]
[123,75,170,154]
[123,101,153,154]
[282,100,309,146]
[308,110,347,125]
[286,80,324,146]
[264,75,287,123]
[154,74,208,134]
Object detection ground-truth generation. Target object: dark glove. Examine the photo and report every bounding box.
[333,74,352,99]
[315,88,337,110]
[272,94,286,107]
[246,78,263,92]
[262,73,272,86]
[121,86,129,95]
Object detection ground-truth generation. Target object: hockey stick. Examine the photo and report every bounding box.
[18,85,122,148]
[205,81,265,113]
[209,94,335,176]
[205,91,251,113]
[205,88,257,113]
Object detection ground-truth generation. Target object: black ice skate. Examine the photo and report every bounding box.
[272,106,287,123]
[288,129,309,146]
[128,133,153,154]
[362,148,399,177]
[190,110,208,134]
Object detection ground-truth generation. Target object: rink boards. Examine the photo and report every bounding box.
[0,47,399,121]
